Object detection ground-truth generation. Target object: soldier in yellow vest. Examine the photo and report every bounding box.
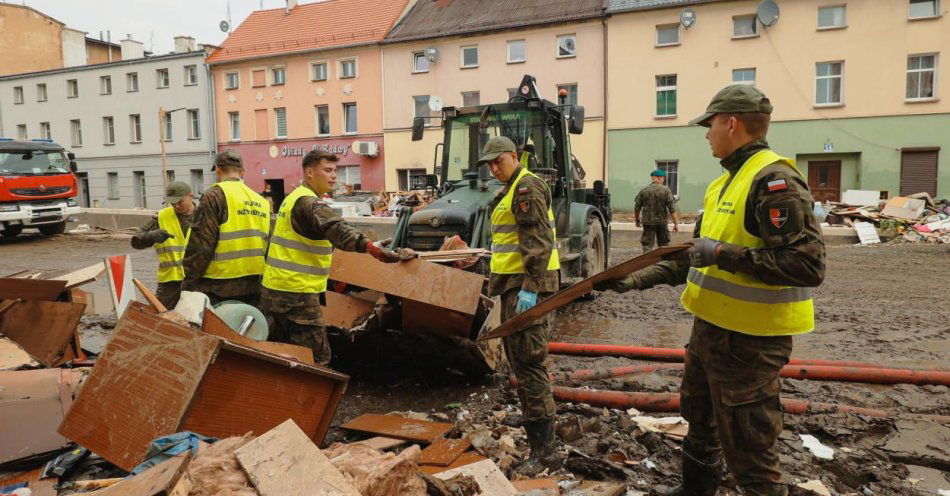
[482,136,561,475]
[595,85,825,496]
[181,150,271,306]
[261,150,409,365]
[130,181,194,309]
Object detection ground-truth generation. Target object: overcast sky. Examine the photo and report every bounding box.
[19,0,305,54]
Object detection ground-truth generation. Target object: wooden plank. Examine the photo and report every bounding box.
[352,436,408,451]
[50,262,106,290]
[416,248,488,259]
[201,308,315,365]
[479,245,688,341]
[330,251,483,315]
[324,291,375,329]
[511,478,559,493]
[340,414,453,443]
[234,419,361,496]
[0,301,86,367]
[133,277,168,312]
[418,451,486,475]
[419,436,472,466]
[88,453,191,496]
[401,299,473,339]
[434,458,518,495]
[0,278,66,301]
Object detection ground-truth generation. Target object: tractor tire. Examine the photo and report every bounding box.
[39,222,66,236]
[579,216,606,279]
[1,225,23,238]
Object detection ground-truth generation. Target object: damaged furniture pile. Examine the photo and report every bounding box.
[821,191,950,244]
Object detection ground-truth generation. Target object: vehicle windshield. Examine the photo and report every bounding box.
[444,109,549,182]
[0,150,70,176]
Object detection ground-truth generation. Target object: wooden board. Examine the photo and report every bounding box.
[0,301,86,367]
[418,451,486,475]
[50,262,106,290]
[479,245,688,341]
[340,414,453,443]
[133,278,167,312]
[88,453,191,496]
[352,436,408,451]
[419,436,473,466]
[402,299,474,339]
[330,251,483,315]
[235,419,361,496]
[434,458,518,495]
[511,478,559,493]
[0,278,66,301]
[201,308,315,365]
[324,291,375,329]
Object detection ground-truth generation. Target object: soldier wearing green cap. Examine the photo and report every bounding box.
[634,169,680,251]
[130,181,195,309]
[481,136,560,475]
[596,84,825,496]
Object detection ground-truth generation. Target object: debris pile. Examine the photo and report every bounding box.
[823,191,950,244]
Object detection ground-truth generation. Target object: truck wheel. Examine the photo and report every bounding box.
[1,225,23,238]
[39,222,66,236]
[580,216,606,278]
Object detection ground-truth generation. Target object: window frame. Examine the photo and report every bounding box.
[413,95,432,125]
[655,74,678,118]
[909,0,941,20]
[342,102,358,135]
[815,60,845,107]
[40,122,52,140]
[70,119,83,147]
[274,107,288,139]
[184,65,198,86]
[228,111,241,141]
[126,72,139,92]
[461,91,480,107]
[311,61,329,81]
[655,160,680,198]
[36,83,47,102]
[102,116,115,145]
[66,79,79,98]
[315,105,331,137]
[156,68,170,89]
[507,39,527,63]
[906,53,939,102]
[187,109,201,140]
[732,15,759,39]
[655,24,681,47]
[13,86,24,104]
[412,51,430,73]
[339,58,358,79]
[129,114,142,143]
[817,4,848,30]
[163,112,173,141]
[460,45,479,69]
[100,75,112,95]
[556,34,577,58]
[271,66,286,86]
[732,67,757,85]
[15,124,27,140]
[225,71,240,90]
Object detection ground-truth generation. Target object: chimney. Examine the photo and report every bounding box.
[120,37,145,60]
[285,0,298,14]
[174,36,197,53]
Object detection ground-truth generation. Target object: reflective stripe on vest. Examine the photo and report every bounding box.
[680,149,815,336]
[204,180,271,280]
[490,167,560,275]
[155,206,190,283]
[262,186,333,293]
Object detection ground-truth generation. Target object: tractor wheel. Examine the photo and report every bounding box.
[579,216,606,278]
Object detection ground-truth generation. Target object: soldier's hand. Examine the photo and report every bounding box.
[147,229,173,243]
[669,237,721,268]
[366,241,402,263]
[592,274,642,293]
[515,290,537,314]
[673,223,679,233]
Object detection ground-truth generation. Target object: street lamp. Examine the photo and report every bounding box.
[158,107,185,192]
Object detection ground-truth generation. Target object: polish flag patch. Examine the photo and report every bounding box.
[767,179,788,192]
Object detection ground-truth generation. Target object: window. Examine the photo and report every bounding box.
[733,16,758,37]
[127,72,138,92]
[460,45,478,68]
[816,61,843,105]
[274,107,287,138]
[13,86,23,104]
[557,84,578,106]
[252,69,265,87]
[311,62,328,81]
[36,83,47,101]
[414,96,433,125]
[907,54,937,100]
[67,79,79,98]
[398,169,427,191]
[315,105,330,136]
[163,112,173,141]
[271,67,286,85]
[733,68,756,84]
[107,172,119,199]
[340,59,357,78]
[100,75,112,95]
[507,40,526,63]
[16,124,27,140]
[343,103,357,134]
[225,71,239,89]
[817,5,847,29]
[909,0,940,18]
[656,75,677,116]
[70,119,82,146]
[103,116,115,145]
[133,171,146,208]
[557,34,577,58]
[462,91,480,107]
[656,25,680,46]
[40,122,51,140]
[129,114,142,143]
[228,112,240,140]
[190,169,205,195]
[412,52,429,73]
[184,65,198,85]
[338,165,361,189]
[156,68,169,88]
[187,109,200,139]
[656,161,680,196]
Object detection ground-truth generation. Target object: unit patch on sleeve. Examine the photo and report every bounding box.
[767,179,788,192]
[769,208,789,228]
[519,201,529,213]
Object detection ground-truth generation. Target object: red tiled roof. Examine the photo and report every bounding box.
[207,0,410,63]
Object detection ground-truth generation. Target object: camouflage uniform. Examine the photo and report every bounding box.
[488,166,559,420]
[635,183,677,251]
[130,212,193,309]
[180,178,262,306]
[260,192,369,366]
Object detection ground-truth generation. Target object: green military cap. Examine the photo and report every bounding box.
[689,84,774,127]
[212,149,243,171]
[477,136,517,165]
[165,181,192,204]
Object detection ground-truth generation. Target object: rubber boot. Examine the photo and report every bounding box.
[655,447,723,496]
[519,418,558,476]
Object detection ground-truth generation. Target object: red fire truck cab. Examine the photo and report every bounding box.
[0,138,82,238]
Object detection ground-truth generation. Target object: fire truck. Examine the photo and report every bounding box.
[0,138,82,238]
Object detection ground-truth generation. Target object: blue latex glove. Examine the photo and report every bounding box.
[516,290,538,314]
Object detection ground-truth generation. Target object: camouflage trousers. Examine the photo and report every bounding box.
[640,223,671,251]
[261,288,331,366]
[679,318,792,496]
[155,281,182,310]
[501,288,556,420]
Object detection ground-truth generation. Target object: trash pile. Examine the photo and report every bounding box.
[370,190,433,217]
[822,191,950,244]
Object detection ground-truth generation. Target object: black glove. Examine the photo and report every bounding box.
[592,273,642,293]
[668,237,722,268]
[146,229,173,244]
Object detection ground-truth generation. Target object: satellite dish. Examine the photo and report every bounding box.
[756,0,780,27]
[429,95,444,112]
[680,8,696,29]
[219,20,230,33]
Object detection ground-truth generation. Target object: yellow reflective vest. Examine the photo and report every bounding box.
[155,206,190,283]
[204,180,271,279]
[262,186,333,293]
[490,167,560,274]
[680,149,814,336]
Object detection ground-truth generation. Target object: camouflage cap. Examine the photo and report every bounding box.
[165,181,192,204]
[212,149,243,170]
[477,136,517,165]
[689,84,773,127]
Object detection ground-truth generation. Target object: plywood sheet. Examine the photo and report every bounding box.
[0,301,85,367]
[201,308,314,365]
[0,369,83,464]
[340,414,453,443]
[0,337,37,369]
[434,458,518,495]
[0,278,66,301]
[419,436,472,466]
[51,262,106,290]
[88,453,191,496]
[324,291,375,329]
[330,251,482,315]
[234,419,361,496]
[418,451,486,475]
[402,299,473,339]
[352,436,408,451]
[479,245,688,340]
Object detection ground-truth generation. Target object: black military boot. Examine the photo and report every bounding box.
[655,447,723,496]
[519,417,558,476]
